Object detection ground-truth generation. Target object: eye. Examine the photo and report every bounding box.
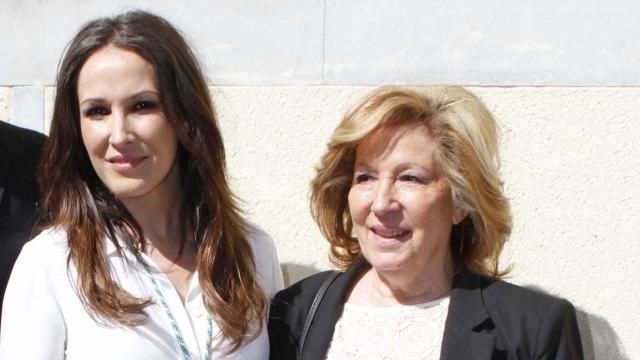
[399,173,427,184]
[133,100,158,111]
[84,106,109,119]
[354,172,375,184]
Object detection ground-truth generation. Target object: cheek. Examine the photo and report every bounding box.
[157,116,177,140]
[142,117,178,157]
[80,121,105,156]
[408,196,454,234]
[347,188,360,221]
[348,188,370,228]
[159,129,178,161]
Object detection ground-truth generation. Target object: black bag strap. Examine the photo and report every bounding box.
[298,270,340,359]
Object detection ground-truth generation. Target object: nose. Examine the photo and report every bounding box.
[108,110,132,147]
[371,179,401,215]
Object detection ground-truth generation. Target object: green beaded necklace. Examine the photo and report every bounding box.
[142,263,213,360]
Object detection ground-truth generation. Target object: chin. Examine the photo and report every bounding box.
[365,252,413,273]
[105,181,151,199]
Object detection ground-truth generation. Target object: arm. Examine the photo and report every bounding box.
[534,298,584,360]
[0,240,67,360]
[246,222,284,300]
[267,234,284,299]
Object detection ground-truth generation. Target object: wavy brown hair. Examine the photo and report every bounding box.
[310,86,512,278]
[38,10,265,351]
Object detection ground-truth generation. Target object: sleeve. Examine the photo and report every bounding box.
[267,239,284,300]
[0,240,67,360]
[534,298,584,360]
[247,223,284,300]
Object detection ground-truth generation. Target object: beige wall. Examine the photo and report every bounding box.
[2,86,638,358]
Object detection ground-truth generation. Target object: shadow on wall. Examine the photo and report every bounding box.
[280,262,323,287]
[525,286,628,360]
[576,309,628,360]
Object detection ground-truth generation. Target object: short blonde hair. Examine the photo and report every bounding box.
[310,86,512,277]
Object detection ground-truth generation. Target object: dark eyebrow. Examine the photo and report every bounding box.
[128,90,160,101]
[78,90,159,107]
[79,98,105,107]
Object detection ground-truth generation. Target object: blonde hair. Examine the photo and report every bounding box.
[310,86,512,277]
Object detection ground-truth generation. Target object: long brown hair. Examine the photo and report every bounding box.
[310,86,512,278]
[38,10,265,351]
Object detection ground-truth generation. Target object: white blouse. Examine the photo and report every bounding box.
[0,224,283,360]
[325,297,450,360]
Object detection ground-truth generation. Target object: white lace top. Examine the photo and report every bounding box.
[325,296,450,360]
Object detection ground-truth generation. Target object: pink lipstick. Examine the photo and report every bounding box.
[107,155,147,171]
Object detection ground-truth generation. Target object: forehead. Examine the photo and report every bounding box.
[77,46,157,99]
[355,123,439,167]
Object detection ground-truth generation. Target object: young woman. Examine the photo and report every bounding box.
[1,11,282,359]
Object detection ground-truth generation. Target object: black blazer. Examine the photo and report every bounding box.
[0,121,46,322]
[268,259,583,360]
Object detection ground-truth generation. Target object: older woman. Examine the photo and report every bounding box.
[0,11,282,359]
[268,87,583,359]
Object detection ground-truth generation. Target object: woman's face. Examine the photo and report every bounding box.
[348,123,464,279]
[77,46,179,203]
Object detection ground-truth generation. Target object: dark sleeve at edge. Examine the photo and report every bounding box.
[534,298,584,360]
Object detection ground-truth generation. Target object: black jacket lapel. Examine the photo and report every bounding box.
[440,272,496,360]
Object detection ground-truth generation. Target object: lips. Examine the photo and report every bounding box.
[369,225,411,239]
[107,155,147,169]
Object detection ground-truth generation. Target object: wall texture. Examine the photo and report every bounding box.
[1,1,639,359]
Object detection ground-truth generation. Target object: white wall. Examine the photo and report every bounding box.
[2,1,640,86]
[1,1,639,359]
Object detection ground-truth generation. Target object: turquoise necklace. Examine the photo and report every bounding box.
[142,263,213,360]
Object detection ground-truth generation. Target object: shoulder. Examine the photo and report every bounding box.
[268,270,338,359]
[19,227,69,265]
[467,274,582,357]
[1,227,69,359]
[4,227,71,308]
[483,281,583,359]
[482,276,577,323]
[244,221,284,298]
[272,259,366,311]
[447,272,583,358]
[273,270,337,306]
[12,227,70,281]
[270,269,339,329]
[245,221,277,256]
[0,121,46,153]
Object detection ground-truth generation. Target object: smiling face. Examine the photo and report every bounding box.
[77,46,179,203]
[348,123,465,279]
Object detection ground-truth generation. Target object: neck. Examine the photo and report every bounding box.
[354,254,454,306]
[119,160,183,249]
[124,195,181,246]
[369,267,452,306]
[119,170,195,272]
